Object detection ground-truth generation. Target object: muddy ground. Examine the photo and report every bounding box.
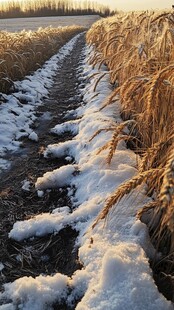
[0,32,173,308]
[0,34,86,306]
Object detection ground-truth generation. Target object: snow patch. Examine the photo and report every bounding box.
[2,44,172,310]
[0,273,69,310]
[35,164,78,190]
[28,131,38,142]
[22,180,31,192]
[51,119,80,136]
[0,262,4,271]
[0,33,83,170]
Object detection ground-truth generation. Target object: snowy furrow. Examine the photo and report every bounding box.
[0,32,83,171]
[0,46,173,310]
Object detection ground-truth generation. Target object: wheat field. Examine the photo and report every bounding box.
[1,10,174,298]
[0,25,84,93]
[87,10,174,267]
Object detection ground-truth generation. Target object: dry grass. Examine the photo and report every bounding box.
[87,10,174,255]
[0,25,85,93]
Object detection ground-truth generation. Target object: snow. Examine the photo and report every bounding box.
[0,158,11,171]
[1,273,69,310]
[0,32,83,173]
[77,243,168,310]
[0,15,100,32]
[28,131,38,142]
[22,180,31,192]
[0,262,4,271]
[51,119,80,136]
[37,190,44,198]
[44,140,78,159]
[35,164,78,190]
[0,42,173,309]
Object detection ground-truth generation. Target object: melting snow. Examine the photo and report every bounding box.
[22,179,31,192]
[28,131,38,142]
[0,33,83,172]
[0,263,4,271]
[0,39,173,310]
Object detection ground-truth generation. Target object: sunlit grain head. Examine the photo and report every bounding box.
[87,10,174,255]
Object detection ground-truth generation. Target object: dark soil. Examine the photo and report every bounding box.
[0,34,86,306]
[1,32,172,308]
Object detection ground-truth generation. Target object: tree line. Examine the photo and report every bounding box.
[0,0,115,18]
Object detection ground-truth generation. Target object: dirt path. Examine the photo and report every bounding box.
[0,34,86,300]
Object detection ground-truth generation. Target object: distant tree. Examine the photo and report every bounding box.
[0,0,115,19]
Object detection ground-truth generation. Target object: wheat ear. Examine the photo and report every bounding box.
[93,169,161,228]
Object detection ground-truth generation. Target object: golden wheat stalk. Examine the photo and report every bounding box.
[107,134,134,164]
[160,149,174,215]
[93,72,109,92]
[87,11,174,248]
[99,87,120,111]
[96,141,110,155]
[93,169,162,228]
[89,126,117,142]
[139,141,165,173]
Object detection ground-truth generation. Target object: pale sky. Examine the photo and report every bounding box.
[93,0,173,11]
